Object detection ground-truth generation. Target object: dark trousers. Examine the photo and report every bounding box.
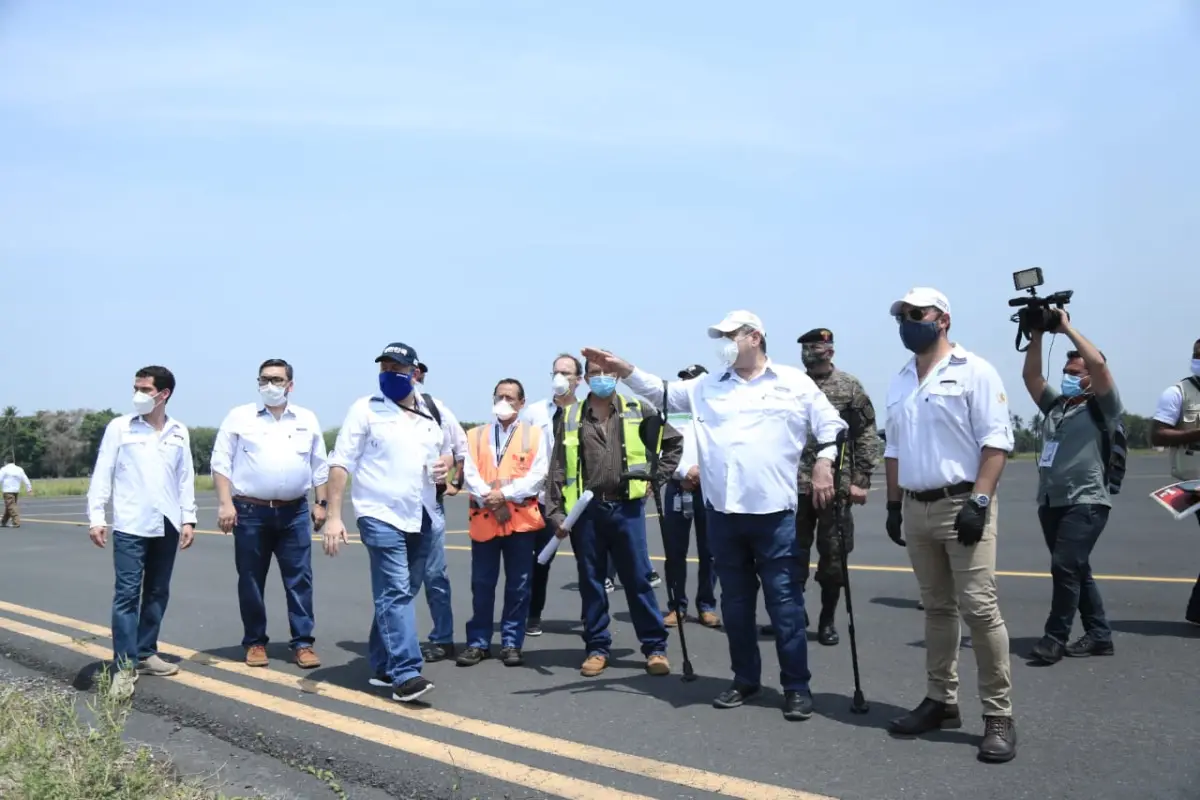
[233,498,315,650]
[1189,515,1200,620]
[468,531,535,649]
[662,482,716,613]
[112,520,180,667]
[573,499,667,657]
[795,492,854,589]
[529,507,556,621]
[706,506,810,692]
[1038,503,1111,644]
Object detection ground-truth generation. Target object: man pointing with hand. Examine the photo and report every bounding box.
[582,309,847,722]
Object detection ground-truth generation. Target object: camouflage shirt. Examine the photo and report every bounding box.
[798,366,880,494]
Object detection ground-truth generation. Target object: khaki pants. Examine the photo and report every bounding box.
[1,493,18,527]
[904,494,1012,716]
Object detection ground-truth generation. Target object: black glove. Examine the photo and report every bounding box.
[885,501,906,547]
[954,499,987,546]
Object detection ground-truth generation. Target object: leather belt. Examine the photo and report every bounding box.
[234,495,305,509]
[905,481,973,503]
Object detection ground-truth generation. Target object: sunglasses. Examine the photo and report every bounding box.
[896,307,942,323]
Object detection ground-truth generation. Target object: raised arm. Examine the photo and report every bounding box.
[579,346,694,414]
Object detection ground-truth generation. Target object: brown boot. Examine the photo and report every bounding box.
[663,610,681,627]
[698,611,721,628]
[580,654,608,677]
[245,645,268,668]
[645,654,671,676]
[294,647,321,669]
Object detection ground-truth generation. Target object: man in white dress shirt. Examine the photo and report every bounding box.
[882,287,1017,763]
[0,458,33,527]
[324,343,456,704]
[211,359,329,670]
[582,309,847,722]
[87,366,198,700]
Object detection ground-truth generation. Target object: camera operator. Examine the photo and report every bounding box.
[1021,309,1122,664]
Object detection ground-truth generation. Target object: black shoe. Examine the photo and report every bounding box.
[393,676,435,703]
[526,618,543,637]
[978,716,1017,763]
[817,586,840,646]
[368,673,391,688]
[455,646,490,667]
[888,697,963,736]
[1065,633,1113,658]
[648,571,662,588]
[500,647,523,667]
[421,642,455,663]
[713,683,761,709]
[1028,636,1065,664]
[782,690,814,721]
[817,624,839,646]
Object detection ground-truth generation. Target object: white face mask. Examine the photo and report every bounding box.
[132,391,157,416]
[717,337,740,367]
[1191,359,1200,377]
[493,399,516,419]
[259,383,288,407]
[552,373,572,397]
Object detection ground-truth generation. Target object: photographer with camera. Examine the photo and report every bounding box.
[1021,306,1123,665]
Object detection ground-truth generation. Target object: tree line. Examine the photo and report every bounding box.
[1,404,1162,481]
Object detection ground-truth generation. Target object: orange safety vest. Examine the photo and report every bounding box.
[466,420,545,542]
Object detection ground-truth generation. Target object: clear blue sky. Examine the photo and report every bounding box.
[2,1,1196,430]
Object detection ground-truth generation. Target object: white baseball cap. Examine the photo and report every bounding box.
[889,287,951,317]
[707,310,765,339]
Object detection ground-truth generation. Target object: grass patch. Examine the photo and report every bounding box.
[31,475,216,498]
[0,672,263,799]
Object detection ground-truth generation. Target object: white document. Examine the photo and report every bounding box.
[537,490,593,565]
[1037,442,1059,468]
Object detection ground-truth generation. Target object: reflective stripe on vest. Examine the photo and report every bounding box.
[560,396,660,513]
[1171,378,1200,481]
[466,422,544,542]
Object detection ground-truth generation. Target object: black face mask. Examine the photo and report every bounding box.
[801,346,832,368]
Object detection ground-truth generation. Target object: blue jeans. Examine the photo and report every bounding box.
[361,513,432,686]
[467,531,535,649]
[574,499,667,657]
[232,499,314,649]
[1038,503,1111,644]
[111,520,180,667]
[706,507,811,692]
[662,482,716,614]
[423,501,453,644]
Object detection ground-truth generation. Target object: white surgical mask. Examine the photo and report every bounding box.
[132,391,157,416]
[259,383,288,407]
[1191,359,1200,377]
[552,373,571,397]
[717,337,740,367]
[493,399,516,419]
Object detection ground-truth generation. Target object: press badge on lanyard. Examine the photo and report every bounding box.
[1038,442,1059,467]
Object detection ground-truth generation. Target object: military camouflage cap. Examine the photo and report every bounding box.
[797,328,834,345]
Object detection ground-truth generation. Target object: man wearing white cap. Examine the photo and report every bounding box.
[582,310,847,722]
[882,287,1017,764]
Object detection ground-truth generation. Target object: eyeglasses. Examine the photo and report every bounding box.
[895,307,940,323]
[257,376,288,386]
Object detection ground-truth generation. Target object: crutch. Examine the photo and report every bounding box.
[830,429,868,713]
[623,378,697,682]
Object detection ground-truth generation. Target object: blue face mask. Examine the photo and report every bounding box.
[899,319,940,354]
[589,376,617,398]
[1061,374,1084,398]
[378,371,415,404]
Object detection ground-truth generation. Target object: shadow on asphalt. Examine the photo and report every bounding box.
[200,643,294,664]
[870,596,922,610]
[1109,619,1200,638]
[509,670,777,710]
[811,692,980,747]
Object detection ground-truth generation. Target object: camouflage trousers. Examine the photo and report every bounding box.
[1,493,18,527]
[796,492,854,589]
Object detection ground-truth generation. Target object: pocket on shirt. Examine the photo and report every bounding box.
[927,384,968,417]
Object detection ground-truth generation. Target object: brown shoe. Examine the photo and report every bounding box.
[699,611,721,628]
[294,647,321,669]
[245,645,268,668]
[646,654,671,676]
[663,610,681,627]
[580,654,608,677]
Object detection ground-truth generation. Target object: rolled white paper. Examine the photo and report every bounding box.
[537,490,593,565]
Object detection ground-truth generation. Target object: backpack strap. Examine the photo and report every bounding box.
[1187,376,1200,395]
[421,393,442,427]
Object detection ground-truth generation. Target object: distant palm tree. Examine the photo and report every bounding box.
[2,406,16,462]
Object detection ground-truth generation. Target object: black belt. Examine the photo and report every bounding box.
[234,495,305,509]
[904,481,973,503]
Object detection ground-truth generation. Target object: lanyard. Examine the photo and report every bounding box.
[494,422,517,466]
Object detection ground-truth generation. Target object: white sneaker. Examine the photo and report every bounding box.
[109,669,138,701]
[137,654,180,677]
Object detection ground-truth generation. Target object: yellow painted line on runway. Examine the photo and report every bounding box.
[15,517,1197,584]
[0,600,835,800]
[0,615,658,800]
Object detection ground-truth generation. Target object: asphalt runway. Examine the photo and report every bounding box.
[2,455,1199,799]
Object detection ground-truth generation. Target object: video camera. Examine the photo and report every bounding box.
[1008,267,1073,351]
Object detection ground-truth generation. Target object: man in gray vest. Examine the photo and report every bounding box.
[1150,337,1200,624]
[1021,311,1123,663]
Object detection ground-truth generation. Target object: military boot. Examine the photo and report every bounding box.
[817,585,840,646]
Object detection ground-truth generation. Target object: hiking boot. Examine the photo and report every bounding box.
[294,647,321,669]
[137,654,179,677]
[580,653,608,677]
[525,618,543,637]
[1028,636,1065,665]
[888,697,963,736]
[782,690,814,721]
[817,585,840,646]
[713,683,760,709]
[245,645,268,668]
[645,653,670,676]
[455,646,491,667]
[1065,633,1114,658]
[698,610,721,628]
[421,642,455,663]
[663,610,682,627]
[393,676,434,703]
[978,716,1017,763]
[500,647,523,667]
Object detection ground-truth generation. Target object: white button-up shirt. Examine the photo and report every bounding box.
[329,394,455,533]
[0,463,31,494]
[87,414,199,537]
[883,344,1014,492]
[461,419,550,503]
[668,413,699,481]
[520,397,569,505]
[426,395,469,463]
[210,402,329,501]
[626,360,848,515]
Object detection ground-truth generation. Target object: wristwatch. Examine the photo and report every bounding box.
[970,493,990,508]
[316,499,328,508]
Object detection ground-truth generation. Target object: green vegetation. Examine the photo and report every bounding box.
[0,673,266,800]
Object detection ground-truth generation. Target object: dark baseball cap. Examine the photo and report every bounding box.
[678,364,709,380]
[797,328,834,345]
[415,361,429,373]
[375,342,419,366]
